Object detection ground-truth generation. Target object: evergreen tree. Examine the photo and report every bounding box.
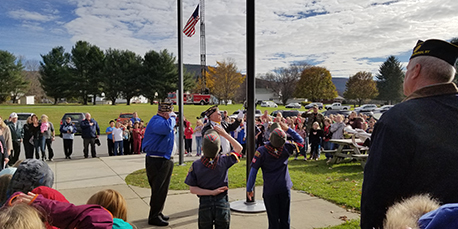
[343,71,378,106]
[101,48,124,105]
[70,41,104,105]
[142,49,178,104]
[294,66,337,102]
[376,56,404,104]
[119,50,143,105]
[39,46,71,104]
[0,50,27,103]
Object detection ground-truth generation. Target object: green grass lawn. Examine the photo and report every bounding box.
[125,156,363,228]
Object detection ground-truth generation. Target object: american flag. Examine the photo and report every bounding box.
[183,5,199,37]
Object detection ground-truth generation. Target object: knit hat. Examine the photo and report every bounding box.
[6,159,54,199]
[158,102,173,112]
[269,124,287,148]
[202,129,221,158]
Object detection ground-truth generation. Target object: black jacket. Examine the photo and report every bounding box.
[202,119,241,136]
[361,83,458,229]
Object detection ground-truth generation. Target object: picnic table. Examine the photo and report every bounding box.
[324,137,369,168]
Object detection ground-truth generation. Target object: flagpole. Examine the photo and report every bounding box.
[200,0,207,94]
[230,0,266,213]
[177,0,185,165]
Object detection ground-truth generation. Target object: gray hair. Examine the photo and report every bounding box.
[410,56,456,83]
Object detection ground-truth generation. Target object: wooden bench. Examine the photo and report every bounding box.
[351,154,369,168]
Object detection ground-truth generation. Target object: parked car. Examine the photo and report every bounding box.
[116,113,134,123]
[60,112,86,134]
[374,105,394,113]
[285,103,301,109]
[325,103,350,110]
[304,102,324,109]
[322,110,352,118]
[260,101,278,108]
[270,110,301,118]
[354,104,378,112]
[229,109,262,119]
[16,113,34,129]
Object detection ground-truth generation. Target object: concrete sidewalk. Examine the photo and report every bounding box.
[45,153,359,229]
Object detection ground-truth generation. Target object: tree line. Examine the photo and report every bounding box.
[39,41,196,105]
[2,38,457,105]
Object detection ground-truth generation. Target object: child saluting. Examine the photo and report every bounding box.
[185,125,242,228]
[246,121,303,229]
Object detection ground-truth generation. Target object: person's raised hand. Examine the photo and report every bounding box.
[213,126,226,136]
[237,109,244,120]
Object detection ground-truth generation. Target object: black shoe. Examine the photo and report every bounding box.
[159,213,169,221]
[148,217,169,226]
[84,155,88,158]
[68,156,72,159]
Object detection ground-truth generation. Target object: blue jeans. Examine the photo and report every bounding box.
[311,143,321,159]
[33,138,40,159]
[323,141,333,159]
[195,136,202,156]
[40,136,47,157]
[198,193,230,229]
[114,141,124,156]
[263,190,291,229]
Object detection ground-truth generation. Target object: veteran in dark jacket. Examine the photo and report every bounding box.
[201,105,242,154]
[80,113,100,158]
[360,39,458,229]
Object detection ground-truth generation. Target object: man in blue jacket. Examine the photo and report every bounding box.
[80,113,100,158]
[142,102,176,226]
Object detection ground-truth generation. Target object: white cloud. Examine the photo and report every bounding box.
[8,9,57,22]
[12,0,457,78]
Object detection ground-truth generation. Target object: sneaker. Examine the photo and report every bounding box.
[49,159,53,162]
[304,158,307,161]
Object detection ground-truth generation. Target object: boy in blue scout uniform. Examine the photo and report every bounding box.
[246,121,303,229]
[185,125,243,229]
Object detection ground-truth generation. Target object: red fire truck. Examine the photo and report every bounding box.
[166,92,212,105]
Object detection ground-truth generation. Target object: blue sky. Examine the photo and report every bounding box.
[1,0,457,77]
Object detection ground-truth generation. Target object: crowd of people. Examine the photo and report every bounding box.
[1,38,457,229]
[180,105,377,164]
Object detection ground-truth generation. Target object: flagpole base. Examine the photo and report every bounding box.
[230,200,266,213]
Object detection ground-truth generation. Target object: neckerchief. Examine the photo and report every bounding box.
[201,156,219,169]
[265,144,283,158]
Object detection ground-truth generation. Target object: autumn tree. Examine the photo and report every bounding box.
[376,56,404,104]
[0,50,28,103]
[294,66,337,101]
[343,71,378,106]
[39,46,72,104]
[206,59,245,105]
[262,62,309,105]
